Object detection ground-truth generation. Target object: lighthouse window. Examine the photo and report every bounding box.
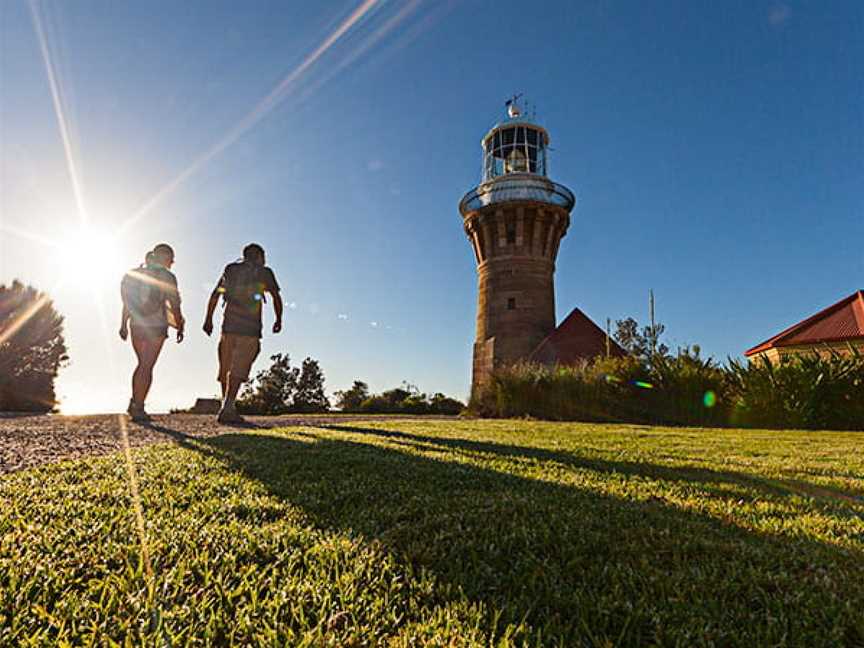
[506,224,516,244]
[507,298,516,310]
[483,124,549,180]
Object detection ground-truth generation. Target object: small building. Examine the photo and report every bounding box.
[745,290,864,362]
[189,398,221,414]
[530,307,625,365]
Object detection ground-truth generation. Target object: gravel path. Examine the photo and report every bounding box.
[0,413,446,475]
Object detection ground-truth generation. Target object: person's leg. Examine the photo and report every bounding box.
[217,334,233,402]
[223,374,244,411]
[131,332,166,413]
[219,335,259,422]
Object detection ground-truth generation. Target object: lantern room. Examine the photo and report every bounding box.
[482,119,550,181]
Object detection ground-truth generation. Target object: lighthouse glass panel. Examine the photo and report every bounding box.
[483,124,547,181]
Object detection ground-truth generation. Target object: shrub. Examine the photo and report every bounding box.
[428,393,464,415]
[0,281,68,412]
[333,381,370,412]
[344,381,465,415]
[472,349,864,430]
[648,350,730,427]
[727,350,864,430]
[238,354,329,414]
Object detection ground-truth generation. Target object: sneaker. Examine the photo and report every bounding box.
[217,407,245,425]
[127,400,151,423]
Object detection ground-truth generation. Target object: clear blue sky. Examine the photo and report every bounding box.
[2,0,862,413]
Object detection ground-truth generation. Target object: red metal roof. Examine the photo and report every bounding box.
[530,307,625,365]
[745,290,864,357]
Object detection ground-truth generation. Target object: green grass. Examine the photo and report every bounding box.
[2,420,864,646]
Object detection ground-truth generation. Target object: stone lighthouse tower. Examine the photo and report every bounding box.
[460,100,576,394]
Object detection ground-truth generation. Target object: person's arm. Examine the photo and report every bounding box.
[271,289,283,333]
[203,277,223,336]
[267,269,283,333]
[167,275,185,343]
[119,275,130,340]
[119,304,130,341]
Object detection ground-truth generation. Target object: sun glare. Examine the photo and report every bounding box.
[57,226,126,291]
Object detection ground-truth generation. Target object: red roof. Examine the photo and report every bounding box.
[745,290,864,357]
[530,307,626,365]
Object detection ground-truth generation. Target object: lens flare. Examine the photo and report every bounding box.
[633,381,654,389]
[703,390,717,408]
[0,293,51,347]
[119,0,385,235]
[28,0,88,225]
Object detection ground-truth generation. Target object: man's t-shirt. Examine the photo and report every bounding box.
[218,261,280,338]
[121,265,180,331]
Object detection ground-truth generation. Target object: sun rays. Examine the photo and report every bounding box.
[6,0,449,417]
[119,0,403,235]
[14,0,440,249]
[0,292,51,347]
[28,0,88,226]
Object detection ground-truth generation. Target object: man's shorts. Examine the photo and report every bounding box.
[218,333,261,383]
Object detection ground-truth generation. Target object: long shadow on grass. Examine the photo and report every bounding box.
[319,424,864,509]
[149,423,864,646]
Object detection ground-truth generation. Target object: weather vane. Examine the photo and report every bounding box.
[504,93,523,118]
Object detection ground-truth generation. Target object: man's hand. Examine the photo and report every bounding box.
[119,325,128,341]
[273,319,282,334]
[203,319,213,336]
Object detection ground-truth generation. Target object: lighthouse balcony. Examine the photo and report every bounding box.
[459,174,575,216]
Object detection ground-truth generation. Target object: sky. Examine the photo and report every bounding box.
[1,0,862,414]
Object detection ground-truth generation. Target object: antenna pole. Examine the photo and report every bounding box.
[606,317,611,358]
[649,289,656,359]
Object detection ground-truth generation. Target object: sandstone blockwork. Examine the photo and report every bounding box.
[463,203,570,392]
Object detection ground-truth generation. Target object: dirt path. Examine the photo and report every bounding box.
[0,413,449,475]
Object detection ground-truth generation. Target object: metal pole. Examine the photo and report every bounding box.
[606,317,611,358]
[649,289,656,359]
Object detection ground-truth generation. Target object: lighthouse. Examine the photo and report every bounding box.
[460,100,620,396]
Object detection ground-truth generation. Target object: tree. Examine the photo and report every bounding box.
[334,380,369,412]
[237,353,299,414]
[614,317,669,363]
[429,392,465,415]
[0,281,68,412]
[238,354,330,414]
[292,357,330,413]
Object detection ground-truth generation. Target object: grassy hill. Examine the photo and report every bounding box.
[2,419,863,645]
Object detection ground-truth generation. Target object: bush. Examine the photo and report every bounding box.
[472,359,649,423]
[471,349,864,430]
[727,350,864,430]
[238,354,329,414]
[340,380,465,415]
[333,381,370,411]
[0,281,68,412]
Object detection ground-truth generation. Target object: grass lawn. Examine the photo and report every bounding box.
[2,419,864,646]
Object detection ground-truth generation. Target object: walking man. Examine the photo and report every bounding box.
[120,243,185,422]
[203,243,282,423]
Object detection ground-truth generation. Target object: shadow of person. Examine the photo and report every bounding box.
[167,424,864,644]
[318,424,864,510]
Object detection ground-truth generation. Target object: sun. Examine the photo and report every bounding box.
[56,225,127,292]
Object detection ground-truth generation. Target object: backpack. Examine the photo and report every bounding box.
[223,261,266,307]
[121,266,164,318]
